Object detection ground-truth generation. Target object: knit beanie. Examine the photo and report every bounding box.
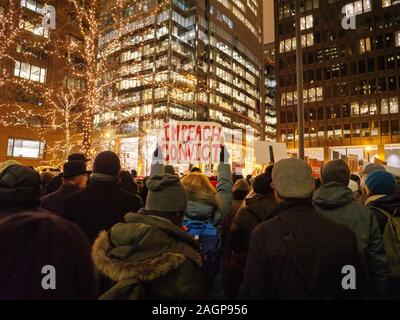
[146,174,187,213]
[272,158,315,199]
[321,159,350,186]
[366,171,397,195]
[0,162,41,208]
[93,151,120,177]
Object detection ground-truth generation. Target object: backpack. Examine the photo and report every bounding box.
[183,219,222,280]
[371,207,400,279]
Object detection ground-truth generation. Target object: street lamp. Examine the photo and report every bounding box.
[295,0,305,160]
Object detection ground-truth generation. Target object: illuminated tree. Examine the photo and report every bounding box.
[0,75,85,164]
[0,0,21,65]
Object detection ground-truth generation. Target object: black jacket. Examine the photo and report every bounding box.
[239,199,370,300]
[40,184,81,216]
[229,193,277,254]
[222,193,276,299]
[63,179,143,244]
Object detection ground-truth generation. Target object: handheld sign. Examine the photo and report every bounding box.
[162,122,222,164]
[255,141,287,165]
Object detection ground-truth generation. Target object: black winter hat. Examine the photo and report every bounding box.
[0,161,41,208]
[93,151,121,177]
[62,161,91,179]
[68,153,90,162]
[253,166,273,195]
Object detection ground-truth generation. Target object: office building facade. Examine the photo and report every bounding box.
[97,0,265,174]
[0,0,84,167]
[275,0,400,167]
[264,42,277,141]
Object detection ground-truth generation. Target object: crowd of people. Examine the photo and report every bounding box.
[0,146,400,300]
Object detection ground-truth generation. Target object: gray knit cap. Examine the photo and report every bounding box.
[272,158,315,199]
[145,174,187,213]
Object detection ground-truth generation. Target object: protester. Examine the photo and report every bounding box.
[365,171,398,233]
[221,178,250,289]
[0,212,97,299]
[0,160,45,219]
[190,167,201,173]
[314,159,387,298]
[118,170,138,195]
[63,151,143,244]
[232,173,244,185]
[43,153,90,196]
[181,147,233,226]
[364,170,400,299]
[40,171,55,196]
[245,174,253,188]
[139,176,149,206]
[40,160,90,215]
[131,169,138,179]
[230,179,250,217]
[239,158,369,300]
[224,166,276,299]
[92,148,207,300]
[350,174,362,201]
[45,174,63,195]
[363,163,386,176]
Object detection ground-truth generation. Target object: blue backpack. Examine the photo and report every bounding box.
[183,219,222,278]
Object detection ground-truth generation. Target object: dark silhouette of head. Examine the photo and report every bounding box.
[0,212,97,300]
[118,171,138,194]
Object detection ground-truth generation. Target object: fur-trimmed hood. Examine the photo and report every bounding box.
[92,212,202,283]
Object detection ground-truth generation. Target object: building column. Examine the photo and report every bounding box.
[323,146,330,163]
[378,144,385,162]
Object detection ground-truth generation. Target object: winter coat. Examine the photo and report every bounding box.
[222,193,276,299]
[92,212,208,300]
[230,193,277,254]
[184,163,233,226]
[239,199,371,300]
[40,184,80,216]
[314,182,388,298]
[63,179,143,244]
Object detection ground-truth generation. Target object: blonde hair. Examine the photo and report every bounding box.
[181,173,220,208]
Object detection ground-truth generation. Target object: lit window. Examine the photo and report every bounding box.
[7,138,45,159]
[14,60,47,83]
[390,97,399,114]
[21,0,42,13]
[381,98,389,114]
[382,0,397,7]
[19,19,49,38]
[345,0,371,15]
[396,31,400,47]
[301,15,313,30]
[359,37,371,53]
